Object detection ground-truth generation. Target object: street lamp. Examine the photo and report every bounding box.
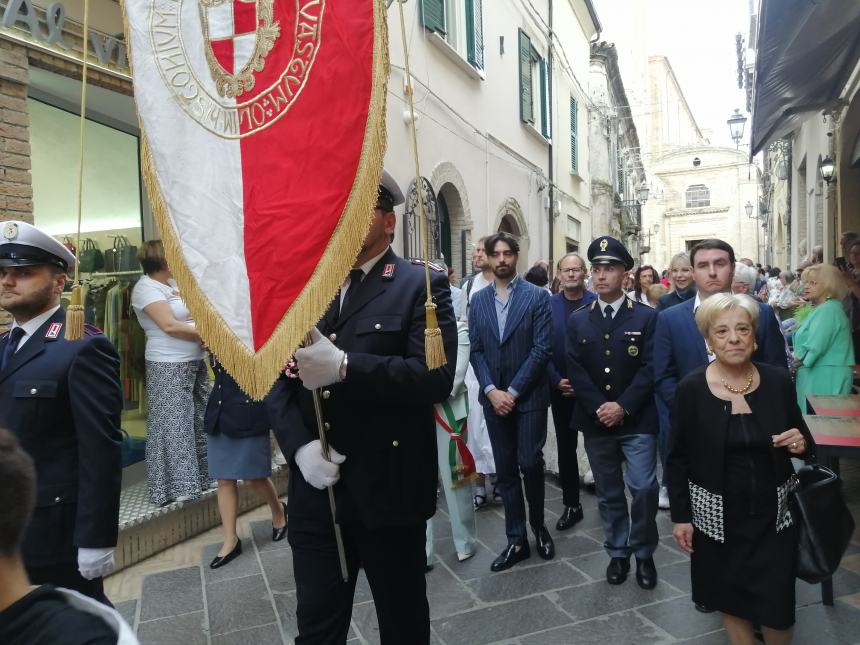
[819,155,836,184]
[745,200,754,218]
[636,181,650,204]
[727,109,747,148]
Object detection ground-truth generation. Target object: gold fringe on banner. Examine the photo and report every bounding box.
[123,0,389,399]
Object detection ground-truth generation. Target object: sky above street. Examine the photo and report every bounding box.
[593,0,751,149]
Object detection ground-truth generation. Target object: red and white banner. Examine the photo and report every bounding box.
[123,0,388,397]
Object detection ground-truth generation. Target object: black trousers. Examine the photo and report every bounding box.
[550,393,580,508]
[484,407,547,544]
[27,560,111,606]
[288,517,429,645]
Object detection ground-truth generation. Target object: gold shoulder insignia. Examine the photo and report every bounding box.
[590,301,597,311]
[627,298,634,309]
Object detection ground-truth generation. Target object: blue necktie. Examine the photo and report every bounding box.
[0,327,25,372]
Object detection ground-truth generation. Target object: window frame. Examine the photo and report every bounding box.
[685,184,711,208]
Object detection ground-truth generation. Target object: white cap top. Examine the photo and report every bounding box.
[0,220,77,270]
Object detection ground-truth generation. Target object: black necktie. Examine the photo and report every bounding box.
[603,304,614,320]
[340,269,365,313]
[0,327,25,372]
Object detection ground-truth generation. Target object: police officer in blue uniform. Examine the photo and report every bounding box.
[565,236,660,590]
[0,220,123,605]
[265,171,457,645]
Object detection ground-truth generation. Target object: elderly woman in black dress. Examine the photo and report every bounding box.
[668,293,814,645]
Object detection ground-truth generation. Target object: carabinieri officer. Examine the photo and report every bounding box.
[0,220,123,605]
[565,236,660,590]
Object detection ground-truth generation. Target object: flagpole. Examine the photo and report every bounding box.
[304,333,349,582]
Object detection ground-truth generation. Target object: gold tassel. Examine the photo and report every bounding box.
[423,302,446,369]
[65,284,85,340]
[394,0,447,371]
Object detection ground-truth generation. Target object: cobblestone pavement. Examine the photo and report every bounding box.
[109,468,860,645]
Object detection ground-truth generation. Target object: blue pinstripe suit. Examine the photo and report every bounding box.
[469,277,552,544]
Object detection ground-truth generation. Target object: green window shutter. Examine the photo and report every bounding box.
[519,30,533,124]
[466,0,484,69]
[539,57,549,138]
[570,97,578,172]
[421,0,445,35]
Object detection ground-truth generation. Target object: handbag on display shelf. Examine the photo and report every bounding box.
[105,235,139,272]
[792,462,856,584]
[78,238,104,273]
[62,236,77,256]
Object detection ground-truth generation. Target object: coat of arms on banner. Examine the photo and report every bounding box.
[125,0,389,397]
[199,0,280,98]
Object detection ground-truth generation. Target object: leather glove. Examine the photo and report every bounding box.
[78,547,116,580]
[295,328,346,390]
[295,439,346,490]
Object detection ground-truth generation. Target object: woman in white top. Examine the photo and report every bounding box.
[131,241,211,507]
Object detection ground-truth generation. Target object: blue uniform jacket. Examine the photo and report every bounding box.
[547,290,597,388]
[468,278,552,412]
[204,357,271,438]
[266,248,457,529]
[0,308,122,567]
[565,297,658,436]
[652,296,788,411]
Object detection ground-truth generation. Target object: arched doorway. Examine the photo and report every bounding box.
[431,162,472,280]
[437,191,452,268]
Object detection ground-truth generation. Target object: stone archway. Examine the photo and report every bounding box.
[430,162,472,280]
[494,197,530,272]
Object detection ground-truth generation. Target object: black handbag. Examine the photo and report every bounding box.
[792,463,856,584]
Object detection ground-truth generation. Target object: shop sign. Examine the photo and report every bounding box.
[1,0,129,74]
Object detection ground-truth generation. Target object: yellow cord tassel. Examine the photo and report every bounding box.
[423,302,446,370]
[65,284,85,340]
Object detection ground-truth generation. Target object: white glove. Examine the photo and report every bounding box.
[78,547,115,580]
[295,440,346,490]
[295,328,346,390]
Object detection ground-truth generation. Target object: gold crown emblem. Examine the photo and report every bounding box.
[599,238,608,252]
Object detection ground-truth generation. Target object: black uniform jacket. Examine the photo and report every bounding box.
[266,248,457,529]
[565,297,658,436]
[667,363,815,525]
[204,357,271,438]
[0,308,123,566]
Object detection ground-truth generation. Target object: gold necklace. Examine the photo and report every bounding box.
[721,370,754,394]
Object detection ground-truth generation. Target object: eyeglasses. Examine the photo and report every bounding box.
[559,267,584,274]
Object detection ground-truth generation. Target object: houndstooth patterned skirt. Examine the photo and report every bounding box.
[145,359,212,506]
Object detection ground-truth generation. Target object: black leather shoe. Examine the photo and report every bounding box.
[635,557,657,590]
[272,502,287,542]
[694,602,715,614]
[490,543,530,572]
[555,505,584,531]
[534,526,555,560]
[209,538,242,569]
[606,557,630,585]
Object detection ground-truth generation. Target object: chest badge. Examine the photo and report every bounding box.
[627,344,639,357]
[46,322,63,339]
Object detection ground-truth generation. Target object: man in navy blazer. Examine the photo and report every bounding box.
[566,236,660,590]
[469,232,553,572]
[652,239,787,509]
[0,221,122,605]
[548,252,595,531]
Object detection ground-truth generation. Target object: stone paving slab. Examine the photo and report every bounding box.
[126,477,860,645]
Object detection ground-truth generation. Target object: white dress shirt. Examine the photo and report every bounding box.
[596,294,627,319]
[9,304,61,352]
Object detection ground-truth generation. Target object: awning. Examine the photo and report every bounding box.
[751,0,860,154]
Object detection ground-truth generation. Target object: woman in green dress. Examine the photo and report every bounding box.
[792,263,854,410]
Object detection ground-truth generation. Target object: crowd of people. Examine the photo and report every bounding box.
[0,195,857,644]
